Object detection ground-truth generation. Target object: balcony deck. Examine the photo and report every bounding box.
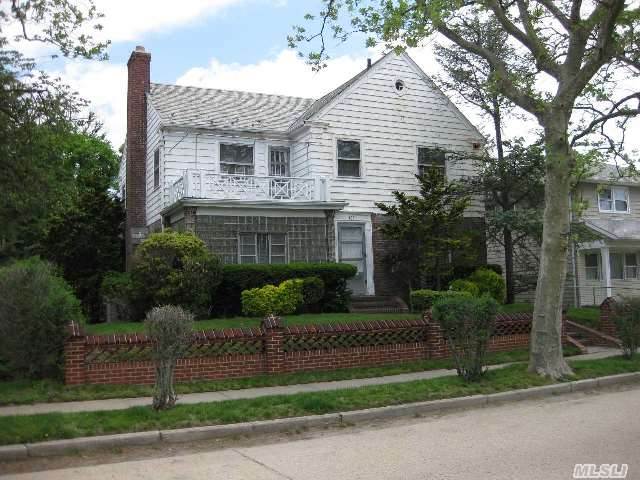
[165,170,330,207]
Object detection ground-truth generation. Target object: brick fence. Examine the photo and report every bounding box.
[65,313,561,386]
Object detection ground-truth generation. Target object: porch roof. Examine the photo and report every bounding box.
[584,219,640,241]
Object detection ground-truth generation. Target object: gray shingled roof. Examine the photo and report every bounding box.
[149,83,314,133]
[584,164,640,185]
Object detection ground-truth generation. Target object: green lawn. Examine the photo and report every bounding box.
[2,347,583,406]
[0,355,636,446]
[85,312,422,335]
[566,306,600,329]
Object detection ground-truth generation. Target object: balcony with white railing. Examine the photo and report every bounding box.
[165,169,330,207]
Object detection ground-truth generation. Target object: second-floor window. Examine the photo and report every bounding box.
[418,147,446,177]
[598,186,629,213]
[153,149,160,189]
[269,147,290,177]
[239,233,286,264]
[220,143,254,175]
[337,140,361,177]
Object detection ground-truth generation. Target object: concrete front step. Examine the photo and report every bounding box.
[349,296,409,314]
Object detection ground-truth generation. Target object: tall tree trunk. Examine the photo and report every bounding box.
[503,227,515,303]
[529,115,573,378]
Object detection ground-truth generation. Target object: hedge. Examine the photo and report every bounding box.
[214,263,357,316]
[410,289,472,313]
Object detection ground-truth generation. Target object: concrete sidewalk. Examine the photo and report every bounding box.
[0,348,620,417]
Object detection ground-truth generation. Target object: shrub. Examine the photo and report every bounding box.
[301,276,325,312]
[241,279,304,317]
[0,257,84,380]
[448,279,480,297]
[432,296,498,381]
[611,297,640,359]
[131,231,223,318]
[101,271,134,322]
[145,305,194,410]
[410,289,472,313]
[468,267,506,303]
[215,263,356,315]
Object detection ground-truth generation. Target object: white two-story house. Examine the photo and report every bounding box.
[120,46,485,297]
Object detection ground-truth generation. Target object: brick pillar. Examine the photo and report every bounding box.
[424,313,448,359]
[64,322,87,385]
[262,315,284,374]
[125,46,151,269]
[599,297,617,337]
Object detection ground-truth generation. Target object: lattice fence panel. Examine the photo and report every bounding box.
[85,339,264,364]
[284,327,427,352]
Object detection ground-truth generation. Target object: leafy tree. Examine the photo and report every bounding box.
[40,134,125,322]
[375,168,472,291]
[291,0,640,378]
[0,0,108,258]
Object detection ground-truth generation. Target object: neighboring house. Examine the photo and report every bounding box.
[488,165,640,306]
[120,46,485,297]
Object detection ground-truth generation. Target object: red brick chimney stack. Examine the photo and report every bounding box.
[125,46,151,269]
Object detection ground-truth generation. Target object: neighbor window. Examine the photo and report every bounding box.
[610,253,624,280]
[153,149,160,189]
[598,186,629,213]
[585,253,600,280]
[239,233,286,264]
[625,253,638,279]
[220,143,254,175]
[418,147,446,177]
[337,140,361,177]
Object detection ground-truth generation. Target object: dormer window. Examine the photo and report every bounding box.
[598,186,629,213]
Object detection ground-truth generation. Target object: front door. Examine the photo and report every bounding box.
[338,223,366,295]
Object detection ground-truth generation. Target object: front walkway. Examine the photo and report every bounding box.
[0,348,620,417]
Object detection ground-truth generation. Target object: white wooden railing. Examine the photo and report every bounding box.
[166,170,329,206]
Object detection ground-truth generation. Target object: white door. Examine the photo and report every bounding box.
[339,223,366,295]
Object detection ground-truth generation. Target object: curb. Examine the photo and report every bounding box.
[1,371,638,461]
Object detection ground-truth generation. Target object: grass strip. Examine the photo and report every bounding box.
[0,347,580,406]
[0,355,636,446]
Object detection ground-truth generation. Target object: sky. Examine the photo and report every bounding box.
[9,0,638,157]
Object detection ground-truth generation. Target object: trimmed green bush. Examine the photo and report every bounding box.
[131,231,223,318]
[432,296,498,381]
[410,289,472,313]
[448,279,480,297]
[301,276,325,312]
[241,279,304,317]
[0,258,84,380]
[215,263,356,315]
[611,297,640,359]
[468,267,506,304]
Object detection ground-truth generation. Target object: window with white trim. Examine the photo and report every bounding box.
[598,186,629,213]
[585,253,600,280]
[337,140,361,177]
[220,144,254,175]
[269,147,290,177]
[610,253,624,280]
[153,149,160,189]
[624,253,638,279]
[239,233,286,264]
[418,147,446,177]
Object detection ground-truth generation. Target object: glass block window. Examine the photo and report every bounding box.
[337,140,361,177]
[239,233,287,264]
[220,144,254,175]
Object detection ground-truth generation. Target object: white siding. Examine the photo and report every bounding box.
[145,102,163,226]
[575,182,640,222]
[308,53,483,214]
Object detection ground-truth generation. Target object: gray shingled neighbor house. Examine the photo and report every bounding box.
[120,46,485,299]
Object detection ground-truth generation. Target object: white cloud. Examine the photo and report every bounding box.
[52,61,128,147]
[176,49,370,98]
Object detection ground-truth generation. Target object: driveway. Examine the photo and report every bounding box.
[2,385,638,479]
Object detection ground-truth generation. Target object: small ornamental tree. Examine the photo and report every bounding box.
[432,296,498,381]
[611,298,640,359]
[375,167,472,291]
[145,306,194,410]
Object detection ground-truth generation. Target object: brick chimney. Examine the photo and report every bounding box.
[125,46,151,269]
